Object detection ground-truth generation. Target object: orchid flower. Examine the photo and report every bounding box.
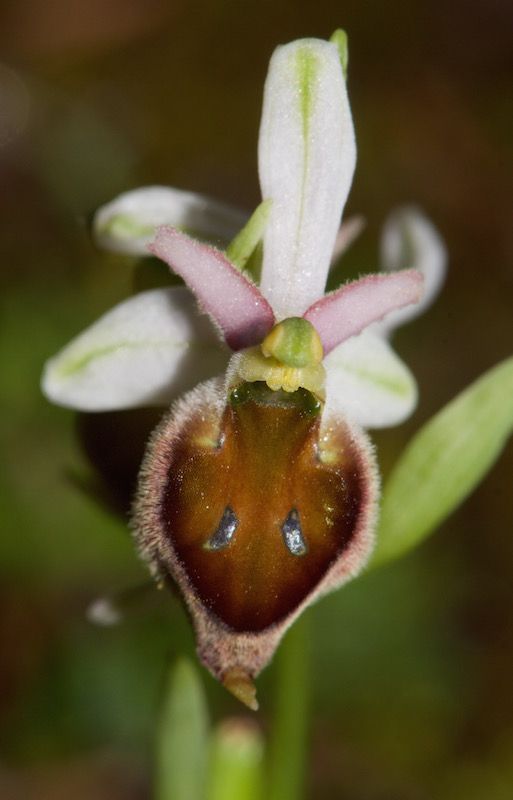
[42,33,449,709]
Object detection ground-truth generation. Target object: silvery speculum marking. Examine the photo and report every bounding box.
[282,509,308,556]
[205,506,239,551]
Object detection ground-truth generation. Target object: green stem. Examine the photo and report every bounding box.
[207,719,265,800]
[268,614,310,800]
[155,658,209,800]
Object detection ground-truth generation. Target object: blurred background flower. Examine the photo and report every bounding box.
[1,1,512,798]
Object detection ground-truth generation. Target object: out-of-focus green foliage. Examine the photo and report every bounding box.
[268,620,310,800]
[207,718,264,800]
[373,356,513,568]
[155,658,266,800]
[156,659,209,800]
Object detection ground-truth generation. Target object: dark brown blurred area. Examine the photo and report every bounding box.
[1,1,512,798]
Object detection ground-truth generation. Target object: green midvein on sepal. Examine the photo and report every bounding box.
[97,215,156,241]
[294,45,319,142]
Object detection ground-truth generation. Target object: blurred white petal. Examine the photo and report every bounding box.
[377,207,447,334]
[42,287,228,411]
[258,38,356,318]
[330,215,366,264]
[93,186,247,256]
[324,330,418,429]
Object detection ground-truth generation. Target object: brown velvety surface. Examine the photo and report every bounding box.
[162,384,366,632]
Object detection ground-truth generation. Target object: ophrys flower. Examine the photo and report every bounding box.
[42,32,446,708]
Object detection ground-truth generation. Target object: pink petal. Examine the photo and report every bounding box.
[303,270,424,355]
[150,227,275,351]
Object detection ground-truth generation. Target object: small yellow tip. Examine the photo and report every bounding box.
[222,668,259,711]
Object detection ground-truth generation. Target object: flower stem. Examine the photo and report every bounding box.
[268,613,310,800]
[155,657,209,800]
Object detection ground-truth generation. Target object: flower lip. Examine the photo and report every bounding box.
[133,376,378,687]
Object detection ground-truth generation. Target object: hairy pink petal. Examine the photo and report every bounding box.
[303,270,423,355]
[150,226,275,351]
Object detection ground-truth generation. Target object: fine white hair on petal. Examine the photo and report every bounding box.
[258,38,356,318]
[150,227,275,351]
[304,269,424,355]
[41,286,229,412]
[377,206,447,335]
[324,330,418,429]
[93,186,247,256]
[314,412,379,594]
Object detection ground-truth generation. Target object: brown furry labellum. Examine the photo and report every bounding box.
[133,377,378,709]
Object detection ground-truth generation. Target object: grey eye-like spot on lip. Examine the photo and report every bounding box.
[282,509,308,556]
[204,506,239,551]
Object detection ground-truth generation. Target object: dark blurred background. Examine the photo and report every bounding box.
[1,1,512,798]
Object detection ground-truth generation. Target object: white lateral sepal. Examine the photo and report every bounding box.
[324,330,418,428]
[378,206,447,334]
[94,186,247,256]
[41,287,228,411]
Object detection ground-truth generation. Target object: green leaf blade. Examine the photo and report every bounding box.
[372,356,513,568]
